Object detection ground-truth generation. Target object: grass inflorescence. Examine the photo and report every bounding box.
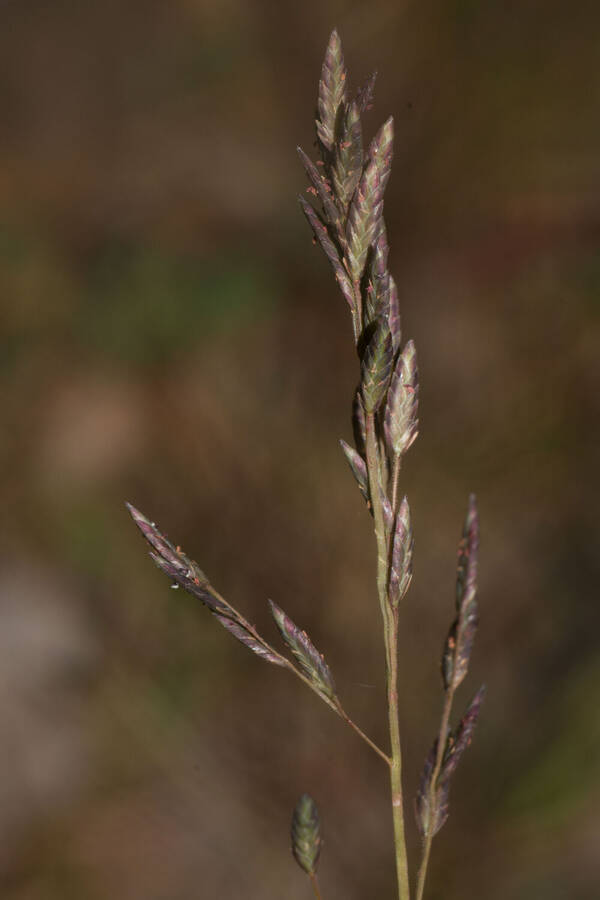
[127,29,484,900]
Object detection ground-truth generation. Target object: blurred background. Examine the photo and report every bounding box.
[1,1,599,898]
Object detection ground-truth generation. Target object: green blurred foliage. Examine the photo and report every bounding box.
[80,245,277,365]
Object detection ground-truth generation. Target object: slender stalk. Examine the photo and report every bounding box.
[415,687,455,900]
[336,700,391,766]
[310,872,323,900]
[391,454,401,515]
[365,415,391,621]
[352,280,363,343]
[387,615,410,900]
[366,413,411,900]
[281,654,390,764]
[207,583,389,764]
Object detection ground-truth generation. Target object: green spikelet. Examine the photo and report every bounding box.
[316,30,347,154]
[291,793,322,876]
[384,340,419,457]
[361,316,393,413]
[269,600,336,700]
[332,100,363,216]
[345,117,394,284]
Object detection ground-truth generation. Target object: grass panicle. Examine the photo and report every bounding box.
[127,28,484,900]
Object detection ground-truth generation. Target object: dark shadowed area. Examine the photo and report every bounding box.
[1,2,599,898]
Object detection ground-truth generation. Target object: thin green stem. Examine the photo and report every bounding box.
[281,656,389,764]
[352,280,363,343]
[310,872,323,900]
[387,616,410,900]
[366,412,411,900]
[207,586,389,763]
[415,687,455,900]
[365,415,391,621]
[391,454,401,515]
[336,699,391,766]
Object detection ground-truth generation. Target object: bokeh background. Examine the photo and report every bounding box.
[2,1,599,898]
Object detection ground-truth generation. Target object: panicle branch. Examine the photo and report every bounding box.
[127,502,389,763]
[414,497,484,900]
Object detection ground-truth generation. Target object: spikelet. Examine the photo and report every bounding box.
[442,495,479,690]
[269,600,336,700]
[388,496,413,607]
[316,29,347,154]
[291,794,322,876]
[384,340,419,458]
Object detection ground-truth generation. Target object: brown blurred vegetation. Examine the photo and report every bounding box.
[1,1,599,898]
